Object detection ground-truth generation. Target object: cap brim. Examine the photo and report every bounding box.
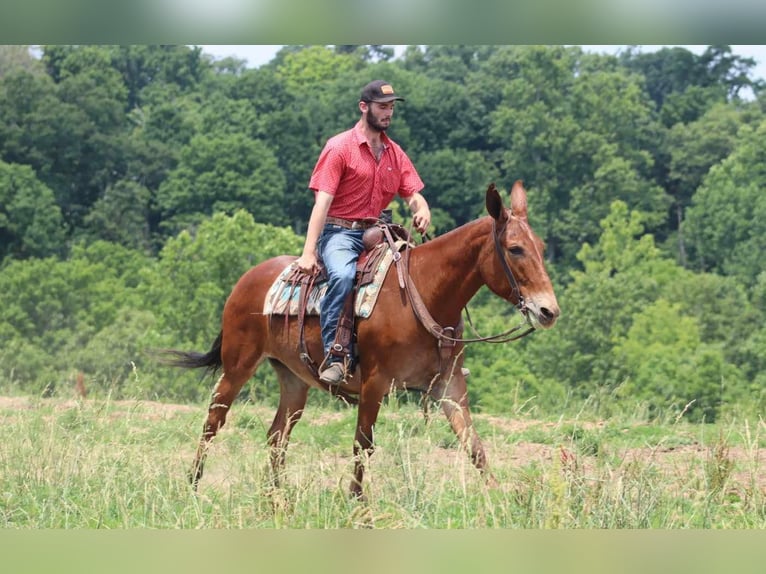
[370,96,405,103]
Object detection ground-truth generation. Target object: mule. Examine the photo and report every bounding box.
[167,181,560,499]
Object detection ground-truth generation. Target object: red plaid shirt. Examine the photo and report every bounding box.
[308,121,424,219]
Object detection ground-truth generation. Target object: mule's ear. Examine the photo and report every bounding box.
[510,180,528,220]
[486,183,505,221]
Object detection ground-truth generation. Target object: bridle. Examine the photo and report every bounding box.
[491,218,527,315]
[403,216,535,346]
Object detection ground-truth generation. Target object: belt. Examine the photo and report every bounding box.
[325,216,377,230]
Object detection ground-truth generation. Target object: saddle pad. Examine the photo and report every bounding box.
[263,246,396,319]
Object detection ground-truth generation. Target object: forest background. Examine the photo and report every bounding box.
[1,44,765,423]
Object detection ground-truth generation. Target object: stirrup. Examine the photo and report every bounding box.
[319,362,346,385]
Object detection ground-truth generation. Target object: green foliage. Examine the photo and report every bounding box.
[275,46,362,91]
[523,203,681,410]
[145,210,302,349]
[80,180,153,251]
[474,46,666,266]
[415,148,497,229]
[157,134,287,235]
[612,300,741,422]
[618,45,758,119]
[0,45,43,78]
[684,119,766,287]
[0,241,151,395]
[0,160,66,259]
[663,102,757,262]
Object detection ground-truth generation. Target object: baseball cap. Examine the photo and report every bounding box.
[360,80,405,103]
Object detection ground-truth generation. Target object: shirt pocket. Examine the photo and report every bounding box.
[381,165,402,195]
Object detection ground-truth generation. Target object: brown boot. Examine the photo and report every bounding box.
[319,362,346,385]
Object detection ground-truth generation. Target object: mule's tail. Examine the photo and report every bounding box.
[158,331,223,377]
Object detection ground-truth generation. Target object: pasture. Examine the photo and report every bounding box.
[1,393,764,528]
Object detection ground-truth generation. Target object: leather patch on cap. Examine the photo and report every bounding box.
[380,84,395,94]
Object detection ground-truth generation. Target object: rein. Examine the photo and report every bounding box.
[403,218,535,346]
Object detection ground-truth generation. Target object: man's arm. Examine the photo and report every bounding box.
[295,191,334,273]
[404,192,431,234]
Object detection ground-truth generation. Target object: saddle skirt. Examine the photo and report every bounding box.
[263,242,400,319]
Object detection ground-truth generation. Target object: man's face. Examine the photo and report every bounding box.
[364,101,395,132]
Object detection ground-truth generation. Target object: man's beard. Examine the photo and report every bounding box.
[365,109,388,132]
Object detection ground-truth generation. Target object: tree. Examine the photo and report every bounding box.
[612,300,741,422]
[0,47,132,230]
[527,201,683,406]
[399,45,496,83]
[333,45,395,62]
[664,103,760,264]
[415,148,498,230]
[80,180,153,252]
[684,120,766,286]
[275,45,362,94]
[143,211,303,348]
[477,46,664,267]
[0,69,63,176]
[618,45,760,126]
[558,145,671,265]
[0,160,66,259]
[0,45,42,78]
[109,45,208,110]
[0,241,150,394]
[156,133,287,235]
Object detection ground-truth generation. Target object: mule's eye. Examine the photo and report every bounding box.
[509,246,524,256]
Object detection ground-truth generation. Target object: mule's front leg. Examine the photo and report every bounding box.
[434,373,496,486]
[351,382,386,500]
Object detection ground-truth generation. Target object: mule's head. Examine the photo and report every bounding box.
[484,181,560,329]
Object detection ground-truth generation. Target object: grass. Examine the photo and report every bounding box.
[0,394,764,528]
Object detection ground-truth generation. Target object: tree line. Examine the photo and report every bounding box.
[1,44,764,421]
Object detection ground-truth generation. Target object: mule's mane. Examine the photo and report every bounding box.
[415,215,491,253]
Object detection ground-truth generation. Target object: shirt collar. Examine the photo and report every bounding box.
[353,120,391,148]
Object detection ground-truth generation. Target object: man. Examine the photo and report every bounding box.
[295,80,431,385]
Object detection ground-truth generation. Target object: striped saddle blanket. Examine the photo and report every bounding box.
[263,243,399,319]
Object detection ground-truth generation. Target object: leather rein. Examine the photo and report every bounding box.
[402,218,535,346]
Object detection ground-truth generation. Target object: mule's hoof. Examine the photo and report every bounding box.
[187,472,200,491]
[461,367,471,377]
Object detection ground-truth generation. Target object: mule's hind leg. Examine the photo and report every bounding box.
[190,353,263,490]
[265,359,309,487]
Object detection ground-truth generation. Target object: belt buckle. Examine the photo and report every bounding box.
[351,221,362,230]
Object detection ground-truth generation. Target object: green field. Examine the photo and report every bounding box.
[1,394,764,529]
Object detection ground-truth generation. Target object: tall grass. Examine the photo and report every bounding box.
[0,393,764,528]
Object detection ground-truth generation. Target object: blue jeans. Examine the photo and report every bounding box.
[318,225,365,362]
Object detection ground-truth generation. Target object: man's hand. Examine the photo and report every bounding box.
[407,192,431,234]
[294,252,319,274]
[412,210,430,234]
